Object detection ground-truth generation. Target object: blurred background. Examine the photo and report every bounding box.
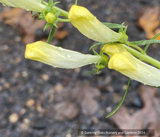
[0,0,160,137]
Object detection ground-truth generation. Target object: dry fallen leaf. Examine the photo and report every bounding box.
[54,101,79,120]
[138,7,160,40]
[53,81,101,120]
[55,30,68,40]
[110,85,160,137]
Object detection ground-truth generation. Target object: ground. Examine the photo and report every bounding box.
[0,0,160,137]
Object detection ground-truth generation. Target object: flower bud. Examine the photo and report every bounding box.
[45,13,56,24]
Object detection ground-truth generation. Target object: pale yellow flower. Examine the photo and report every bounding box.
[0,0,46,12]
[103,44,160,87]
[68,5,123,43]
[25,41,102,69]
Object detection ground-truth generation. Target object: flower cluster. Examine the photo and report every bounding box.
[1,1,160,87]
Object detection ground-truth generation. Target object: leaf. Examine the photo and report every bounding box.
[86,70,97,75]
[89,42,103,50]
[110,85,160,136]
[138,7,160,40]
[130,39,160,46]
[48,0,53,7]
[51,2,61,8]
[53,81,101,117]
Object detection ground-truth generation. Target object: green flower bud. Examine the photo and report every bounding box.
[45,13,56,24]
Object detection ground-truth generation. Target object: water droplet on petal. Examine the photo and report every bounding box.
[57,47,63,52]
[94,33,97,36]
[148,73,151,77]
[66,54,71,59]
[90,28,94,32]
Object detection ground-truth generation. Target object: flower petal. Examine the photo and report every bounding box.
[25,41,102,69]
[0,0,46,12]
[68,5,123,43]
[103,44,160,87]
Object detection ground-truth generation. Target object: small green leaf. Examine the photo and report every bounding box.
[144,33,160,52]
[86,70,98,75]
[43,23,52,31]
[103,22,125,29]
[89,42,103,50]
[51,1,61,7]
[92,49,99,55]
[130,39,160,46]
[48,0,53,7]
[55,11,62,16]
[106,79,131,118]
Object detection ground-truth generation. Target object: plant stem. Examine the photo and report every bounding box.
[58,18,70,22]
[123,45,160,68]
[53,6,69,18]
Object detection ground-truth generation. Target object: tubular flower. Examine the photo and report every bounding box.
[68,5,123,43]
[25,41,102,69]
[0,0,46,12]
[103,44,160,87]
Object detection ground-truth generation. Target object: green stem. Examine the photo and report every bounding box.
[123,45,160,68]
[58,18,70,22]
[47,24,56,44]
[106,79,131,118]
[128,43,145,54]
[75,0,78,5]
[53,6,69,18]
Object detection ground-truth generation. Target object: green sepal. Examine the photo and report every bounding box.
[102,22,125,29]
[38,11,45,20]
[43,23,52,31]
[119,23,128,43]
[106,79,131,118]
